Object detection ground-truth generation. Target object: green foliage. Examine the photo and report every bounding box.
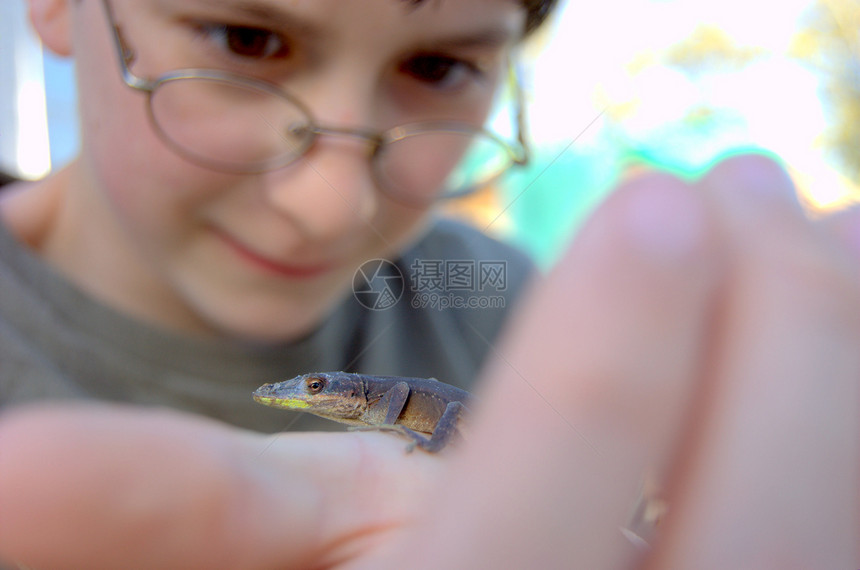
[791,0,860,182]
[664,24,767,76]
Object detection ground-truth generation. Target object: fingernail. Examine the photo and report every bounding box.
[623,177,708,261]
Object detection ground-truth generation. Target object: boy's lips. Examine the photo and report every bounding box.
[212,228,334,279]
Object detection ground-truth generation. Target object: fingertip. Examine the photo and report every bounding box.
[615,172,712,263]
[701,152,802,211]
[564,170,716,273]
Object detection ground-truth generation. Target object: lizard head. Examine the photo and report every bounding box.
[253,372,366,422]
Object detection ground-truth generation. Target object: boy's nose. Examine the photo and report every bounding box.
[259,66,399,241]
[260,136,381,244]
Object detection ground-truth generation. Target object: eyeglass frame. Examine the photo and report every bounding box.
[99,0,531,203]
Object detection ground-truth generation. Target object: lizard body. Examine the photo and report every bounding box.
[253,371,470,452]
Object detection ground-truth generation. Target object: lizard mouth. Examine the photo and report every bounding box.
[252,384,312,409]
[252,393,311,409]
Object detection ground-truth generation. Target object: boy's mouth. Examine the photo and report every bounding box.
[211,227,334,279]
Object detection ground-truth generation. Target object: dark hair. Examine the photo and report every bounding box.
[519,0,560,34]
[89,0,559,35]
[407,0,560,35]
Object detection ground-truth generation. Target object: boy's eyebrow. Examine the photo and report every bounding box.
[189,0,324,39]
[176,0,519,49]
[420,27,520,50]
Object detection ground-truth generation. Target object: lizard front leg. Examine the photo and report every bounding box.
[369,401,467,453]
[351,381,424,450]
[362,381,411,426]
[357,382,465,452]
[418,401,466,452]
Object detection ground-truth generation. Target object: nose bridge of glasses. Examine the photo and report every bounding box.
[304,124,385,155]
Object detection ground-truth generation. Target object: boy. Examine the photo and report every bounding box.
[1,0,858,567]
[0,0,553,430]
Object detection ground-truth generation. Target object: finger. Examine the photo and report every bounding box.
[653,155,860,568]
[380,172,721,568]
[0,403,441,570]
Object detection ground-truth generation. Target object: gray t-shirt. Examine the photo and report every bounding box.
[0,213,533,433]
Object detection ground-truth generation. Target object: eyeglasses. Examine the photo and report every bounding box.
[100,0,530,205]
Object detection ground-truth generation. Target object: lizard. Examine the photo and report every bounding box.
[253,371,471,452]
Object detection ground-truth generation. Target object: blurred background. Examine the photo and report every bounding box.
[1,0,858,268]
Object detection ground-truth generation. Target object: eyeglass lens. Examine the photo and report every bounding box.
[148,76,516,200]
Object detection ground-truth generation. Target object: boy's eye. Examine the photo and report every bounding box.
[399,54,480,89]
[200,24,290,59]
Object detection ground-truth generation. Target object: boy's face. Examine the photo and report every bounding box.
[45,0,523,341]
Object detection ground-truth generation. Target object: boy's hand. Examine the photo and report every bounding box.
[381,154,859,569]
[1,155,857,569]
[0,404,444,570]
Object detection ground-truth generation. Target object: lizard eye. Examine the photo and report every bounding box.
[305,377,327,394]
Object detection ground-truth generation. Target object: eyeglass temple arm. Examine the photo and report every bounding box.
[508,58,531,167]
[101,0,151,91]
